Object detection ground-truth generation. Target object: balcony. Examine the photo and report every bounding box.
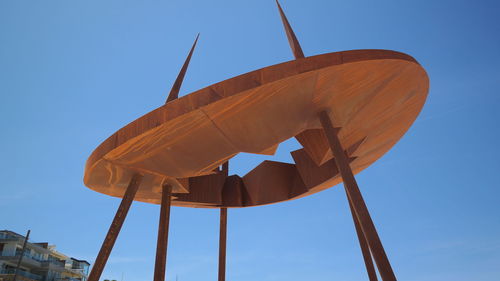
[41,259,66,269]
[14,251,45,262]
[0,268,43,281]
[0,253,41,268]
[65,267,87,276]
[0,233,24,241]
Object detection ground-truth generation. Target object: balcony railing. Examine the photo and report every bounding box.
[41,259,66,268]
[66,267,87,276]
[0,233,24,240]
[0,268,43,280]
[13,251,45,262]
[1,252,68,269]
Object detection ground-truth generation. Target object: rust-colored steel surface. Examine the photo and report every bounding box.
[218,208,227,281]
[348,199,378,281]
[87,174,143,281]
[153,184,172,281]
[83,2,428,281]
[319,111,396,281]
[84,49,428,208]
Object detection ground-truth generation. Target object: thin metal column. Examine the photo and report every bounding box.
[13,230,30,281]
[218,208,228,281]
[348,199,378,281]
[88,173,143,281]
[319,111,396,281]
[218,161,229,281]
[153,184,173,281]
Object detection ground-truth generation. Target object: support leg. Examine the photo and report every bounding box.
[348,198,378,281]
[218,208,228,281]
[153,184,173,281]
[88,173,143,281]
[318,111,397,281]
[218,161,229,281]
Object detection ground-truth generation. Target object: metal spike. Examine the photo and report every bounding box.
[276,0,304,59]
[166,33,200,103]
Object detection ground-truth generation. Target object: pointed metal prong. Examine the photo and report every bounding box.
[276,0,304,59]
[165,33,200,103]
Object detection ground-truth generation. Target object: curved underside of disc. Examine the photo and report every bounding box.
[83,49,429,208]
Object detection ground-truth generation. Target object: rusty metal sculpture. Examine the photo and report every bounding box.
[83,2,429,281]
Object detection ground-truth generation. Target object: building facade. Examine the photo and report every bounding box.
[0,230,90,281]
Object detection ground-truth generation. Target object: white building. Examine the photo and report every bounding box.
[0,230,90,281]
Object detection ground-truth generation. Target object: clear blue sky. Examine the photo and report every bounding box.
[1,0,499,280]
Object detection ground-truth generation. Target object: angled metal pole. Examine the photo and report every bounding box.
[276,0,305,59]
[166,34,200,103]
[153,184,173,281]
[348,199,378,281]
[218,161,229,281]
[87,173,143,281]
[13,230,30,281]
[318,111,397,281]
